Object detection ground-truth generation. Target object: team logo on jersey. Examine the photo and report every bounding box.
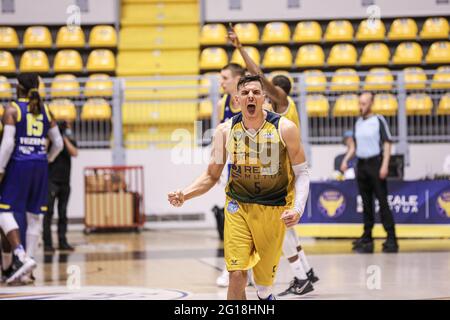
[0,286,190,300]
[436,190,450,218]
[227,200,239,214]
[233,130,243,141]
[318,190,346,218]
[262,131,274,140]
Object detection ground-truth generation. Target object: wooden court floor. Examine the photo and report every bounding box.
[1,229,449,300]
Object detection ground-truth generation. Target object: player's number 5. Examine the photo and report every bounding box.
[26,113,44,137]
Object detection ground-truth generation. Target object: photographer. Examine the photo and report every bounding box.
[43,120,78,252]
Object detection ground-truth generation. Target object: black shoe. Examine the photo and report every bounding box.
[58,242,75,252]
[59,242,75,251]
[352,235,373,248]
[382,239,399,253]
[307,268,319,284]
[353,240,374,253]
[5,255,37,284]
[278,278,314,297]
[44,245,55,254]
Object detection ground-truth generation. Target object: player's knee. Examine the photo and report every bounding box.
[0,212,19,235]
[229,270,247,285]
[256,285,273,299]
[26,212,43,235]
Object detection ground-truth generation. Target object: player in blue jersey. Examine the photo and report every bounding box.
[0,73,63,284]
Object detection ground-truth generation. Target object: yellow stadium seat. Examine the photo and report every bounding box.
[0,50,16,73]
[359,43,390,65]
[324,20,353,42]
[262,46,292,69]
[355,19,385,41]
[85,74,113,97]
[54,50,83,73]
[392,42,423,65]
[56,26,85,48]
[431,66,450,89]
[200,24,227,45]
[295,45,324,67]
[303,70,326,92]
[233,23,259,45]
[388,18,418,40]
[0,104,3,117]
[327,44,357,66]
[404,67,427,90]
[48,99,77,121]
[51,74,80,97]
[122,102,197,125]
[333,94,359,117]
[20,50,49,73]
[198,100,212,119]
[0,27,19,48]
[420,17,449,39]
[261,22,291,44]
[330,68,359,91]
[89,25,117,47]
[0,76,12,99]
[293,21,322,43]
[373,94,398,116]
[437,93,450,115]
[117,50,199,76]
[364,68,394,90]
[87,49,115,72]
[231,46,260,67]
[199,47,228,70]
[81,99,112,120]
[119,25,199,50]
[306,94,329,117]
[121,2,199,26]
[23,26,52,48]
[124,78,198,101]
[406,94,433,115]
[425,41,450,64]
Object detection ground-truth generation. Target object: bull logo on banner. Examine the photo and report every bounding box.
[436,190,450,218]
[318,190,346,218]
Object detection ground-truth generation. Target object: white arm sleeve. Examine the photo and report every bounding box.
[0,125,16,173]
[292,162,310,217]
[47,126,64,163]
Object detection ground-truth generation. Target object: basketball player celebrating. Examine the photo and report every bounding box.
[168,75,310,300]
[227,25,319,296]
[0,73,63,284]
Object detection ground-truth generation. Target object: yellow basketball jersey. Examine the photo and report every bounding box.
[225,111,295,206]
[267,96,300,128]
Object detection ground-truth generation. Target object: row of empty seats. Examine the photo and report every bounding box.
[200,41,450,69]
[305,93,450,117]
[0,74,113,99]
[0,98,111,121]
[200,18,449,45]
[0,25,117,48]
[302,66,450,91]
[0,49,116,73]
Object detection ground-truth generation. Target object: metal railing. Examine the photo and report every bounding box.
[0,69,448,167]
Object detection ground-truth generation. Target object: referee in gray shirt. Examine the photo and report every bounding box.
[341,92,398,253]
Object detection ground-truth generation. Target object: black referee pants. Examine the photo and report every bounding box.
[356,156,396,240]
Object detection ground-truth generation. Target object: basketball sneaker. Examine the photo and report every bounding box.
[5,255,37,284]
[382,239,399,253]
[278,277,314,296]
[307,268,319,284]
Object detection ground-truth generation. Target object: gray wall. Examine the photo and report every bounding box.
[0,0,118,25]
[204,0,450,22]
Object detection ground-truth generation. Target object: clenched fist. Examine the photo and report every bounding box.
[280,209,301,228]
[168,190,185,207]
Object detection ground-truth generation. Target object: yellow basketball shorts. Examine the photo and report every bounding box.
[224,196,287,286]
